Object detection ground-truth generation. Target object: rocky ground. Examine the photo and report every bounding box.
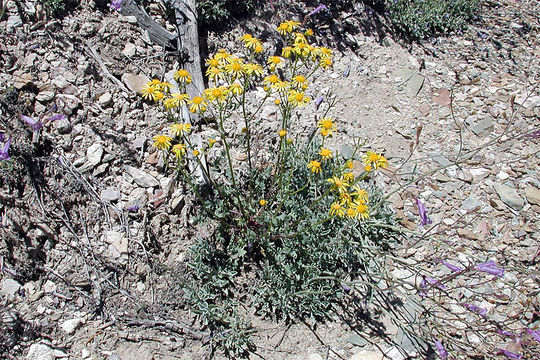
[0,0,539,359]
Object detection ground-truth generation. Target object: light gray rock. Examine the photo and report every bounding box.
[86,143,104,167]
[471,118,494,137]
[36,91,55,102]
[493,183,524,210]
[124,165,159,188]
[461,196,483,211]
[524,186,540,205]
[122,73,151,93]
[26,343,54,360]
[105,231,128,259]
[60,318,82,335]
[101,187,120,202]
[7,15,23,30]
[0,278,21,297]
[98,92,112,107]
[122,43,137,57]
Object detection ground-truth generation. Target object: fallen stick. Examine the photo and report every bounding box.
[84,41,130,93]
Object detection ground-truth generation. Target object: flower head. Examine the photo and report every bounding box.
[188,96,207,113]
[363,151,388,170]
[21,115,43,131]
[174,69,192,84]
[171,123,192,137]
[414,198,432,226]
[441,260,462,273]
[259,199,267,206]
[109,0,123,11]
[317,117,336,137]
[352,201,370,220]
[0,135,12,161]
[307,160,321,174]
[172,143,187,159]
[329,201,345,217]
[327,176,350,194]
[152,134,172,150]
[319,148,332,160]
[433,339,448,359]
[463,303,487,317]
[288,90,310,107]
[278,129,287,138]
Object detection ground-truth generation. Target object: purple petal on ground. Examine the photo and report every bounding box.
[0,136,12,161]
[308,4,327,17]
[463,303,487,317]
[528,329,540,343]
[44,114,66,124]
[414,197,432,226]
[315,96,324,110]
[497,349,522,359]
[441,260,462,273]
[109,0,123,11]
[21,115,43,131]
[497,329,515,337]
[434,339,448,359]
[475,260,504,277]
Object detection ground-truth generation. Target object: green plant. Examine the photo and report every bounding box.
[384,0,480,40]
[143,21,397,356]
[39,0,66,16]
[196,0,258,27]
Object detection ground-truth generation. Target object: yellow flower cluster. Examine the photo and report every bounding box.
[329,178,370,220]
[362,151,389,172]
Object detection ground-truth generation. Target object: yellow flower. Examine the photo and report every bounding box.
[278,129,287,138]
[294,32,307,44]
[206,66,225,82]
[329,201,345,217]
[229,82,244,95]
[193,149,200,156]
[286,20,301,31]
[163,98,177,110]
[287,90,310,107]
[307,160,322,174]
[205,57,221,68]
[264,74,280,86]
[363,151,388,170]
[160,81,172,93]
[174,69,192,84]
[208,138,217,147]
[340,192,353,205]
[204,86,228,103]
[351,185,369,203]
[152,134,172,150]
[172,143,187,158]
[140,84,157,100]
[345,160,354,169]
[244,63,263,77]
[319,148,332,160]
[153,91,164,102]
[305,28,314,36]
[282,46,293,58]
[342,172,354,183]
[352,201,370,220]
[164,93,189,110]
[225,59,244,78]
[254,43,264,53]
[273,80,289,92]
[317,47,333,58]
[327,176,350,194]
[214,49,230,60]
[365,164,373,172]
[171,123,192,137]
[259,199,267,206]
[188,96,207,113]
[346,207,357,219]
[242,35,263,52]
[320,57,333,70]
[292,75,308,90]
[267,56,283,70]
[293,42,310,58]
[317,117,336,137]
[274,99,281,105]
[277,22,291,35]
[286,138,293,145]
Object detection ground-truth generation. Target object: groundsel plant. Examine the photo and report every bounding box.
[142,21,396,356]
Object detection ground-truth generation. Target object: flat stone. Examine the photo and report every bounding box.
[121,73,151,93]
[54,117,72,134]
[98,92,112,107]
[524,186,540,205]
[105,231,128,259]
[60,318,82,335]
[12,72,33,89]
[26,343,55,360]
[471,118,494,137]
[7,14,23,29]
[0,278,21,298]
[393,68,424,96]
[432,88,451,107]
[124,165,159,188]
[86,143,104,167]
[493,183,524,210]
[122,43,137,57]
[461,196,483,211]
[418,103,430,116]
[101,187,120,202]
[36,91,55,102]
